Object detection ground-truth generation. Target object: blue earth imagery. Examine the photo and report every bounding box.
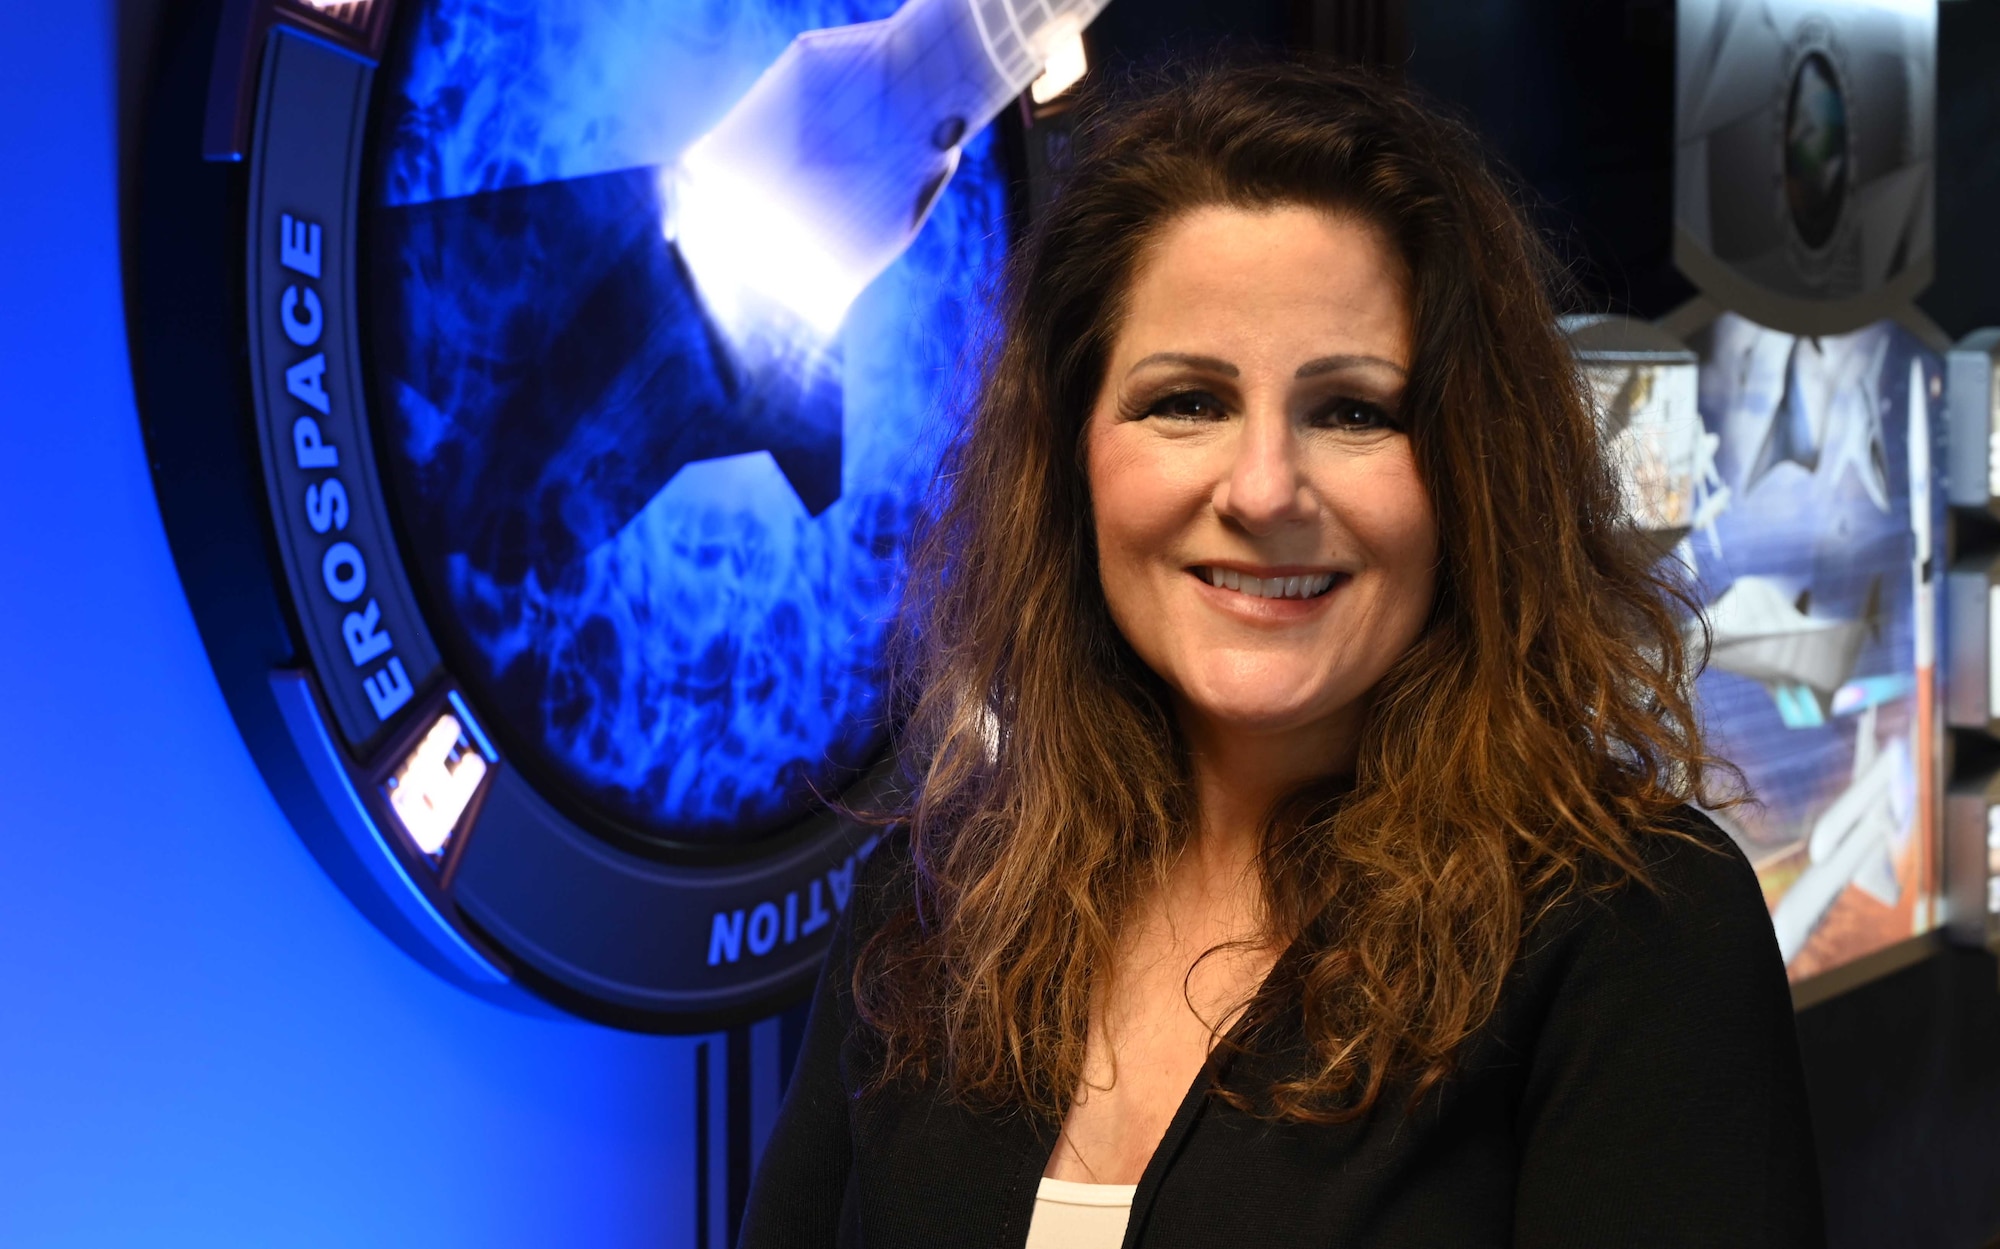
[366,0,1007,842]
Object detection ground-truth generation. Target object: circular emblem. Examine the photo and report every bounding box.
[1783,48,1849,253]
[133,0,1023,1030]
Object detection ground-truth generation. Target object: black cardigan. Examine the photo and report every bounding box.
[739,811,1825,1248]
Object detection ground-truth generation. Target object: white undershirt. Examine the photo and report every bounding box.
[1024,1176,1137,1249]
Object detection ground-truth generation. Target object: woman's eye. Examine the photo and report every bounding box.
[1315,398,1396,431]
[1145,390,1226,422]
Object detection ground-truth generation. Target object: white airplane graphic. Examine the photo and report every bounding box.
[1740,330,1893,512]
[1697,574,1880,728]
[1769,704,1912,963]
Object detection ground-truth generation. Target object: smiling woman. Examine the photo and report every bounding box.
[741,57,1824,1249]
[1087,207,1435,789]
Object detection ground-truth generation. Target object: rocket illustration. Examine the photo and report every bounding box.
[376,0,1111,584]
[1908,355,1938,935]
[671,0,1111,346]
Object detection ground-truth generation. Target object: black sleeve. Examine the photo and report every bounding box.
[1511,814,1826,1249]
[736,872,865,1249]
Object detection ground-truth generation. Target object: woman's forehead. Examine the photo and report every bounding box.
[1108,205,1413,375]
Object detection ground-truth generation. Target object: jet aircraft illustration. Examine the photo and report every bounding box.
[1697,574,1881,728]
[1768,704,1912,963]
[1738,329,1893,511]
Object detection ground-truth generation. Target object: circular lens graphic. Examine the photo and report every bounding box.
[365,0,1008,847]
[1783,50,1848,252]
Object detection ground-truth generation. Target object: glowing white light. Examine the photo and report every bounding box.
[296,0,373,16]
[1990,583,2000,718]
[1029,25,1088,104]
[667,0,1113,348]
[667,157,862,343]
[387,714,488,857]
[1988,809,2000,915]
[1852,0,1937,16]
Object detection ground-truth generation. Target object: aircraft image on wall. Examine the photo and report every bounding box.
[1767,704,1913,962]
[1696,573,1881,729]
[1741,330,1893,511]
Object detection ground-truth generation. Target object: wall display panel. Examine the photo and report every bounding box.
[1675,0,1935,336]
[364,0,1015,847]
[1944,768,2000,948]
[135,0,1111,1037]
[1568,316,1719,562]
[1676,311,1944,978]
[1944,329,2000,517]
[1944,552,2000,737]
[1942,332,2000,952]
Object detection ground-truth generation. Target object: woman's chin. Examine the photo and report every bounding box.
[1176,683,1352,741]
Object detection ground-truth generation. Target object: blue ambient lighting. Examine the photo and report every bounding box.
[446,688,500,763]
[368,0,1007,842]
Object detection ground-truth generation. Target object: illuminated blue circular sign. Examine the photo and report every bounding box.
[130,0,1096,1029]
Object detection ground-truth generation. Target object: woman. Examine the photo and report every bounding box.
[741,58,1822,1248]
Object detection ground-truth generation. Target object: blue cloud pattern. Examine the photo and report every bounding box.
[366,0,1007,842]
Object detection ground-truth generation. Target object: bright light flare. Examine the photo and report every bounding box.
[1030,23,1088,104]
[666,0,1114,349]
[294,0,378,21]
[386,713,488,857]
[667,156,861,345]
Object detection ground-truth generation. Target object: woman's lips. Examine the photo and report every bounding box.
[1188,565,1345,600]
[1186,565,1349,619]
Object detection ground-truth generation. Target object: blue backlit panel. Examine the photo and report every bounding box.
[367,0,1007,842]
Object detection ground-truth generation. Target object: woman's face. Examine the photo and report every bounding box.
[1085,204,1438,761]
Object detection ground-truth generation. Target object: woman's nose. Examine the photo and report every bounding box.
[1214,407,1311,533]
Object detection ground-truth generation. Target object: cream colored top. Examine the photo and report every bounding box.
[1023,1176,1137,1249]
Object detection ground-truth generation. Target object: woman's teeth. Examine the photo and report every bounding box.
[1198,567,1338,599]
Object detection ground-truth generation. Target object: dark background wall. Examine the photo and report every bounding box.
[1399,0,2000,339]
[1403,0,1689,319]
[1920,0,2000,340]
[1798,949,2000,1249]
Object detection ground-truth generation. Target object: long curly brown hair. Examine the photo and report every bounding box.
[853,56,1723,1124]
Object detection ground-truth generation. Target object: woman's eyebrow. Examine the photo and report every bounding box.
[1127,351,1239,378]
[1296,354,1408,378]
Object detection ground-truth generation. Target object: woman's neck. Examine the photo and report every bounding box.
[1178,701,1362,868]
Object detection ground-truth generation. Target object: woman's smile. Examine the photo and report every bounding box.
[1184,564,1350,630]
[1085,204,1437,753]
[751,59,1819,1249]
[1189,565,1345,600]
